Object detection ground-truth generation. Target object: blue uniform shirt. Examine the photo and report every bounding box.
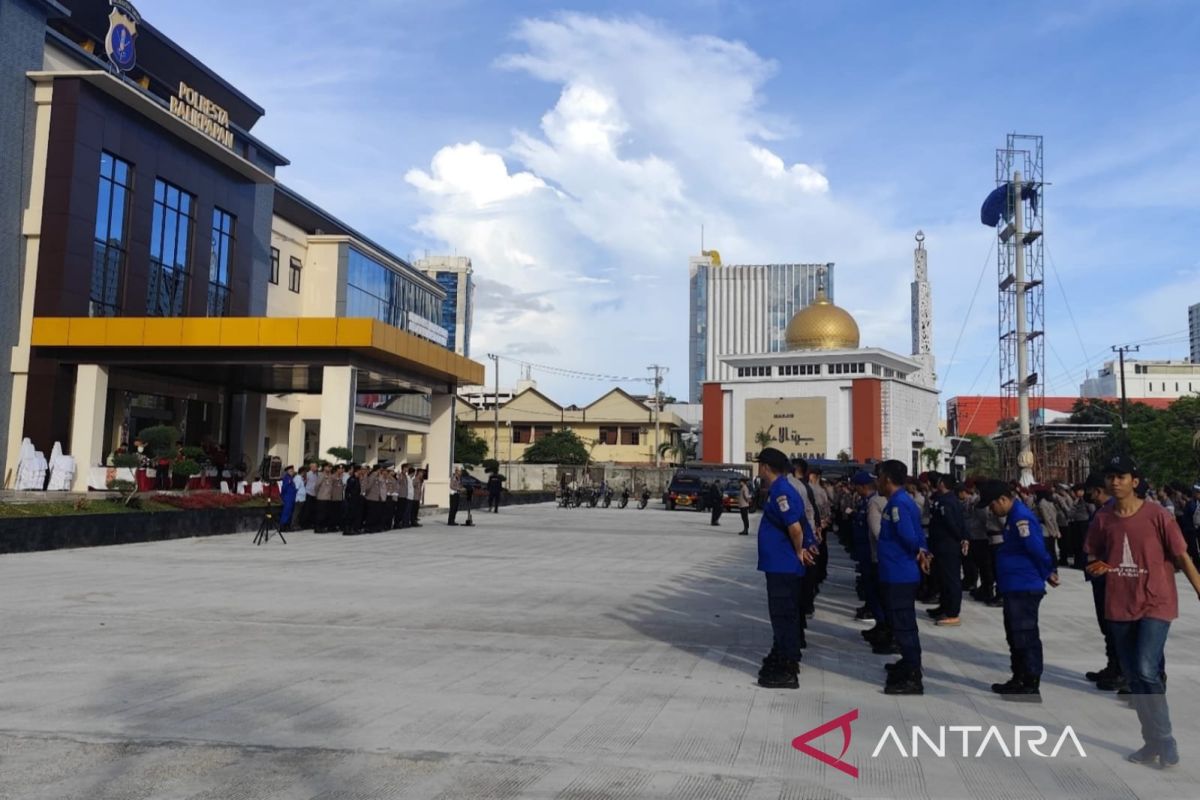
[757,476,816,574]
[878,489,927,584]
[996,499,1055,593]
[851,494,872,565]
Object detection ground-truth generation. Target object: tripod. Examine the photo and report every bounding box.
[462,489,475,527]
[253,502,287,545]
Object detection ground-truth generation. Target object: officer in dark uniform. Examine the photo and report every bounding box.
[753,447,817,690]
[708,481,724,526]
[851,471,886,632]
[977,480,1059,700]
[487,471,504,513]
[876,459,930,695]
[927,473,967,626]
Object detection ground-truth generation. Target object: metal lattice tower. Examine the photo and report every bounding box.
[995,134,1045,447]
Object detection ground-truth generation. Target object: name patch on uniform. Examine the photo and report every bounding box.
[890,508,900,523]
[777,496,791,513]
[1016,520,1031,538]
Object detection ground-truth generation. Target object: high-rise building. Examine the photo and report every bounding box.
[910,231,936,388]
[416,256,474,357]
[1189,302,1200,363]
[688,253,834,402]
[1080,359,1200,400]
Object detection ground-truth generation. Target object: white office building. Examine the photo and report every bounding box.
[1189,302,1200,363]
[688,252,834,402]
[1081,359,1200,400]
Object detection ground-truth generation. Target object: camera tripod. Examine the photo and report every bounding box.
[253,502,287,545]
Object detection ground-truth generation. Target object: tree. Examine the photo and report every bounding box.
[454,422,488,467]
[523,429,589,464]
[326,446,353,463]
[921,447,941,471]
[962,433,998,478]
[137,425,179,458]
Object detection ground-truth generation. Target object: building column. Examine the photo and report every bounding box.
[425,392,454,507]
[318,366,355,462]
[229,393,268,475]
[70,364,109,492]
[287,412,306,470]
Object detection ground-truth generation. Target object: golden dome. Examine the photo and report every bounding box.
[785,287,860,350]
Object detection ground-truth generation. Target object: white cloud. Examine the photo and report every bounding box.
[404,13,990,402]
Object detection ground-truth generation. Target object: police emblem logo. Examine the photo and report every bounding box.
[777,496,790,513]
[890,507,900,522]
[105,0,142,73]
[1016,520,1031,538]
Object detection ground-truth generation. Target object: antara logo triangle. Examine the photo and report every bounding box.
[792,708,859,778]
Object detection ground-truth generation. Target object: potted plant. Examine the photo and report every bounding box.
[326,446,353,464]
[172,458,202,490]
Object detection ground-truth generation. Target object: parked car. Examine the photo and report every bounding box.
[663,468,747,511]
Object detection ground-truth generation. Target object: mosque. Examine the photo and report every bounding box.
[700,234,944,474]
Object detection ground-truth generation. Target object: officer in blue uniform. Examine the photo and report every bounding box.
[977,480,1059,700]
[875,459,930,695]
[754,447,818,690]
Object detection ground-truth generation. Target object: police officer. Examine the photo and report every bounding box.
[977,480,1059,700]
[753,447,817,690]
[851,471,887,632]
[927,473,967,626]
[875,459,930,695]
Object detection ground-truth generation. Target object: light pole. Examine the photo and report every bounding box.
[1012,170,1034,487]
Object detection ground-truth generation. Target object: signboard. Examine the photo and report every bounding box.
[170,81,234,149]
[406,313,449,347]
[105,0,141,73]
[744,397,827,462]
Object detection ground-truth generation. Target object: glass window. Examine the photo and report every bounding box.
[511,425,532,444]
[346,248,446,346]
[269,247,279,285]
[289,256,302,293]
[91,152,133,316]
[599,426,617,445]
[620,428,640,445]
[207,207,235,317]
[147,178,195,316]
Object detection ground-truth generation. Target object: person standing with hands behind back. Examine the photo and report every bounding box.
[1085,454,1200,768]
[875,459,930,695]
[752,448,817,690]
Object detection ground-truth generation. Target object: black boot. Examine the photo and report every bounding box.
[758,649,783,678]
[758,659,799,689]
[884,672,924,694]
[992,674,1041,701]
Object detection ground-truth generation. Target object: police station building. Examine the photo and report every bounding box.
[0,0,483,498]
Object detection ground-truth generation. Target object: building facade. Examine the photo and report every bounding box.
[688,251,834,402]
[3,0,483,499]
[416,255,473,357]
[456,387,685,465]
[1080,359,1200,401]
[702,283,942,475]
[1189,302,1200,364]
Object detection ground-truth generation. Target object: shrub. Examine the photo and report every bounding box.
[172,459,202,483]
[153,492,258,510]
[482,458,500,474]
[327,446,353,463]
[181,446,207,462]
[138,425,180,458]
[112,453,141,469]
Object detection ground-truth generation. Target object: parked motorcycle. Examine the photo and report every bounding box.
[618,487,630,509]
[637,487,651,510]
[602,487,614,508]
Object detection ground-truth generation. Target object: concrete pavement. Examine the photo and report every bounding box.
[0,502,1197,799]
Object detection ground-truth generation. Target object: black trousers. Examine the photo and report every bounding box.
[765,572,805,662]
[318,499,338,531]
[1092,575,1120,672]
[968,540,994,598]
[344,497,363,533]
[739,507,750,532]
[710,504,723,525]
[881,581,921,672]
[1003,590,1045,678]
[931,540,962,617]
[448,493,460,523]
[488,492,500,512]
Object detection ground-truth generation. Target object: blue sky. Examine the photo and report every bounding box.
[141,0,1200,405]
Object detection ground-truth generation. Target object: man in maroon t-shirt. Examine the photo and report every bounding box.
[1084,454,1200,769]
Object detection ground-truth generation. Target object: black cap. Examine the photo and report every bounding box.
[976,479,1011,507]
[1084,473,1106,491]
[756,447,792,473]
[1102,454,1139,476]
